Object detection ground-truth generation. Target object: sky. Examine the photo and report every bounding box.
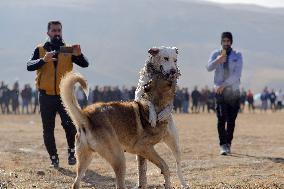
[201,0,284,8]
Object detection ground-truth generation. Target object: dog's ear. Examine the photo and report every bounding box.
[148,48,159,56]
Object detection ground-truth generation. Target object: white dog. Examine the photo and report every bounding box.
[134,46,189,189]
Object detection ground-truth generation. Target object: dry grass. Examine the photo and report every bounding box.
[0,111,283,189]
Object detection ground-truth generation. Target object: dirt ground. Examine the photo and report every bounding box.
[0,111,283,189]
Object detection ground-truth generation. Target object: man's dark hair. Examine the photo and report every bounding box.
[47,21,62,31]
[221,31,233,44]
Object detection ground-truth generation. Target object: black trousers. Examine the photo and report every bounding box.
[215,92,240,146]
[39,91,76,157]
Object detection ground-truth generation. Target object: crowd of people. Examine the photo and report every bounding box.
[173,86,284,114]
[1,81,283,115]
[0,81,38,114]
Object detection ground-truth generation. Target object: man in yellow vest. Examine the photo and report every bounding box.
[27,21,89,167]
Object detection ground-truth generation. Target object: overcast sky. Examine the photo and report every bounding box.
[201,0,284,8]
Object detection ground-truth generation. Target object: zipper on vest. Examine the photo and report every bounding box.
[54,61,58,95]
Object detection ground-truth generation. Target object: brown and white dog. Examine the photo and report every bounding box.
[60,48,189,189]
[134,47,188,189]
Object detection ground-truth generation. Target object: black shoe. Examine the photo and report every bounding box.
[68,148,76,165]
[50,155,59,168]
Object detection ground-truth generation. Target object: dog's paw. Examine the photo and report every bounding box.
[181,184,191,189]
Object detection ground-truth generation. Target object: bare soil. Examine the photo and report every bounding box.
[0,112,283,189]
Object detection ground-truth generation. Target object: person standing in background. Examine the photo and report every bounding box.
[191,86,201,113]
[182,88,190,113]
[247,89,254,113]
[27,21,89,167]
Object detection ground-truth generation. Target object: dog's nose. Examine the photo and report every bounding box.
[170,69,176,75]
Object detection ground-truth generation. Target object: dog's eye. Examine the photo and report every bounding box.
[174,59,177,62]
[164,57,169,61]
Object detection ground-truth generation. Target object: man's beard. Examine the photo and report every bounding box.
[222,45,231,50]
[50,35,63,46]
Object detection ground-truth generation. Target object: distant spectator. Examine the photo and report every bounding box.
[247,89,254,113]
[92,86,101,103]
[2,85,11,114]
[11,82,20,114]
[191,86,201,113]
[112,86,122,101]
[260,87,269,112]
[269,89,277,111]
[276,89,283,111]
[182,88,190,113]
[129,87,136,100]
[174,87,183,113]
[121,86,130,101]
[21,84,32,114]
[0,81,5,113]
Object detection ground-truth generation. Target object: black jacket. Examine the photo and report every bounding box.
[27,41,89,71]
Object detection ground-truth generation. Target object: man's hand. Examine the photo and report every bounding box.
[72,44,81,56]
[216,54,227,64]
[43,51,57,62]
[216,86,225,94]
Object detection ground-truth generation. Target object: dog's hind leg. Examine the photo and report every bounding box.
[163,116,189,188]
[96,142,126,189]
[72,146,93,189]
[134,155,147,189]
[137,146,173,189]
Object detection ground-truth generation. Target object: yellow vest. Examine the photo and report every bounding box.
[36,45,73,95]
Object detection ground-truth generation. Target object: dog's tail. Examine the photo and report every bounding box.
[60,71,89,128]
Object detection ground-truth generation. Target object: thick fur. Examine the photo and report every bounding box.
[134,47,187,189]
[60,71,188,189]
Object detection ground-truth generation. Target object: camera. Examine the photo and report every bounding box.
[59,46,74,54]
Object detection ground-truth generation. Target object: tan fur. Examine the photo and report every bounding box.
[60,71,184,189]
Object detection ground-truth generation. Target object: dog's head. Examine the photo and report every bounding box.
[147,46,180,81]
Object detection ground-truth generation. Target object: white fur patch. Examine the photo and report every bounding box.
[148,102,157,127]
[157,104,173,122]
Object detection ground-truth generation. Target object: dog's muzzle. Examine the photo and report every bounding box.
[160,66,180,81]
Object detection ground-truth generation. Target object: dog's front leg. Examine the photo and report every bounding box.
[137,146,173,189]
[163,115,190,188]
[134,155,147,189]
